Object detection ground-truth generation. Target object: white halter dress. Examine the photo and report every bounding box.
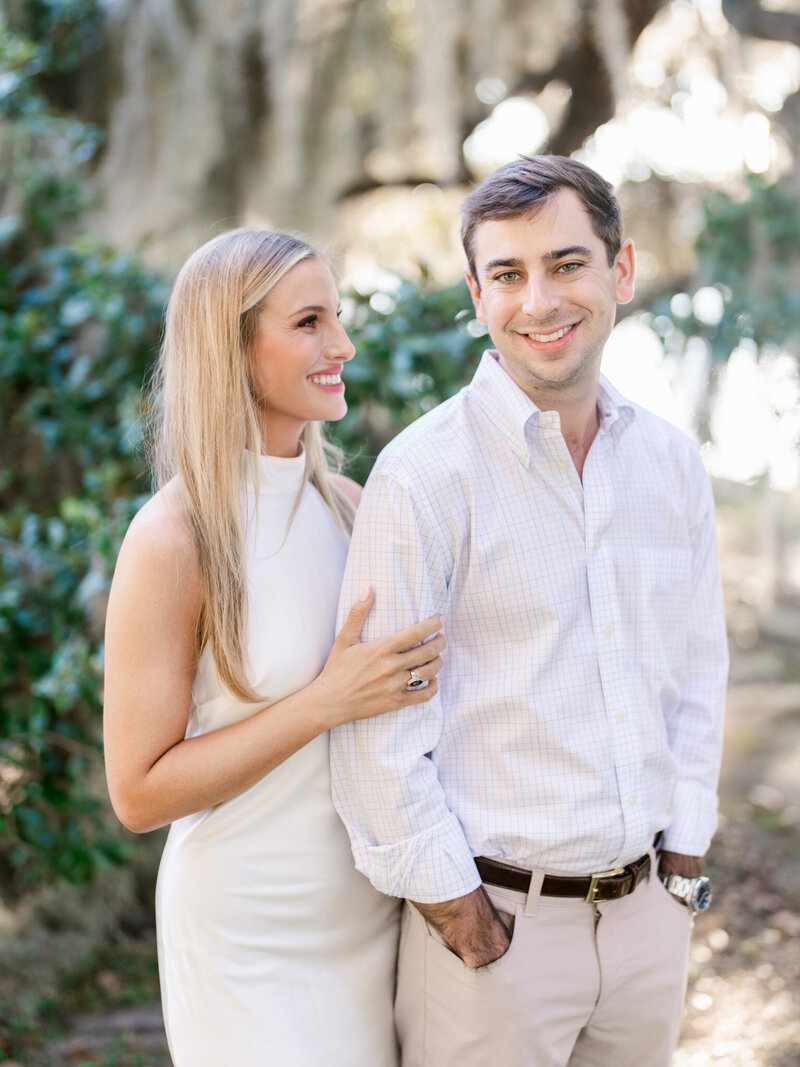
[155,452,400,1066]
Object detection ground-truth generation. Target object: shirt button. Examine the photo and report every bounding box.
[593,540,601,551]
[603,624,613,638]
[629,796,637,807]
[616,711,626,722]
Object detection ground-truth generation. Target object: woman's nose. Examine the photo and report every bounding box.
[329,320,356,362]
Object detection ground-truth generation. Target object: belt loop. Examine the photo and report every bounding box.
[647,843,658,880]
[524,869,545,917]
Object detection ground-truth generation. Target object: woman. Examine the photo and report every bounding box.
[103,229,445,1066]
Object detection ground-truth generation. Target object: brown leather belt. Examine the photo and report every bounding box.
[475,853,651,904]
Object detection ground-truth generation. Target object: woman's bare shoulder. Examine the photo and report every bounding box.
[116,481,203,597]
[329,472,362,507]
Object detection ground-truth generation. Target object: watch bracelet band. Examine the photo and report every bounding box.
[663,874,694,897]
[660,872,712,911]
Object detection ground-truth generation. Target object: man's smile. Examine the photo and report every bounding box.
[517,322,580,349]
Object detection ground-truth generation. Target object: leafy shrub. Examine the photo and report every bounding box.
[0,6,167,899]
[0,499,135,891]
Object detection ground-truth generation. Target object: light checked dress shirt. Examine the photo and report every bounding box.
[330,351,729,904]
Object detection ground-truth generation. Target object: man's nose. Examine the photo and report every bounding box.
[521,275,561,319]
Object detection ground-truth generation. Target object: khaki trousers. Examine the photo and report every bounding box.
[395,856,693,1067]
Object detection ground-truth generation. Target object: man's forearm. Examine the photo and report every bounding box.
[658,850,703,879]
[411,885,511,969]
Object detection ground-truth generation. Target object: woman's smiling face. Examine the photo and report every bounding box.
[249,256,355,456]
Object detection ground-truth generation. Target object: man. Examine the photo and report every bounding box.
[330,155,728,1067]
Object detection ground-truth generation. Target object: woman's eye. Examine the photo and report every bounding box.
[297,315,318,328]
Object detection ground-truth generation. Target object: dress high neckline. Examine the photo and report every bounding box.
[244,449,306,495]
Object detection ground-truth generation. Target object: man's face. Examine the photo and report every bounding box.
[465,189,635,404]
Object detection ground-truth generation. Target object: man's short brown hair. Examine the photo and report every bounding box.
[461,155,623,281]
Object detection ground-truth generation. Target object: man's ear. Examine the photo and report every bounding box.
[614,239,635,305]
[464,266,487,323]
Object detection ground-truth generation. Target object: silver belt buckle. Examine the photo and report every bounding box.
[586,865,625,903]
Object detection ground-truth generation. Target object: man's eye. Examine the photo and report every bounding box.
[557,262,582,274]
[495,271,520,283]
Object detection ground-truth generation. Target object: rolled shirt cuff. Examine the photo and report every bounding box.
[350,810,482,903]
[659,779,719,857]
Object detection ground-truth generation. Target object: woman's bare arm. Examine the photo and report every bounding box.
[103,491,445,834]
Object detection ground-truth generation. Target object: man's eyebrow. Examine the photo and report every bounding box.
[543,245,593,263]
[481,256,524,276]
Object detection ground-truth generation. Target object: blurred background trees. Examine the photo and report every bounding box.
[1,0,799,1061]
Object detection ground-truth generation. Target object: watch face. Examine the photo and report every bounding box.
[690,878,712,912]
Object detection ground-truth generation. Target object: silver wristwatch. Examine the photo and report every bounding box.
[661,874,712,913]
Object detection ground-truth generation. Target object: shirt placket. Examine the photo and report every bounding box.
[532,411,584,509]
[582,428,644,858]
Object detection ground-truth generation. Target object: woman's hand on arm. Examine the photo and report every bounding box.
[306,589,446,730]
[103,496,445,835]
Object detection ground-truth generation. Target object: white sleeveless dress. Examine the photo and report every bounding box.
[155,452,400,1067]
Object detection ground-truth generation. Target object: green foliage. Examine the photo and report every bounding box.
[1,237,168,508]
[1,0,102,76]
[647,175,800,364]
[0,3,102,240]
[696,176,800,357]
[0,498,143,895]
[0,6,166,899]
[332,280,487,483]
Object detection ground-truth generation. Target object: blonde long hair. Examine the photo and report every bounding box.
[150,228,356,702]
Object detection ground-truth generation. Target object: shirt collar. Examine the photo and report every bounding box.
[597,374,636,437]
[469,352,541,461]
[469,352,637,460]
